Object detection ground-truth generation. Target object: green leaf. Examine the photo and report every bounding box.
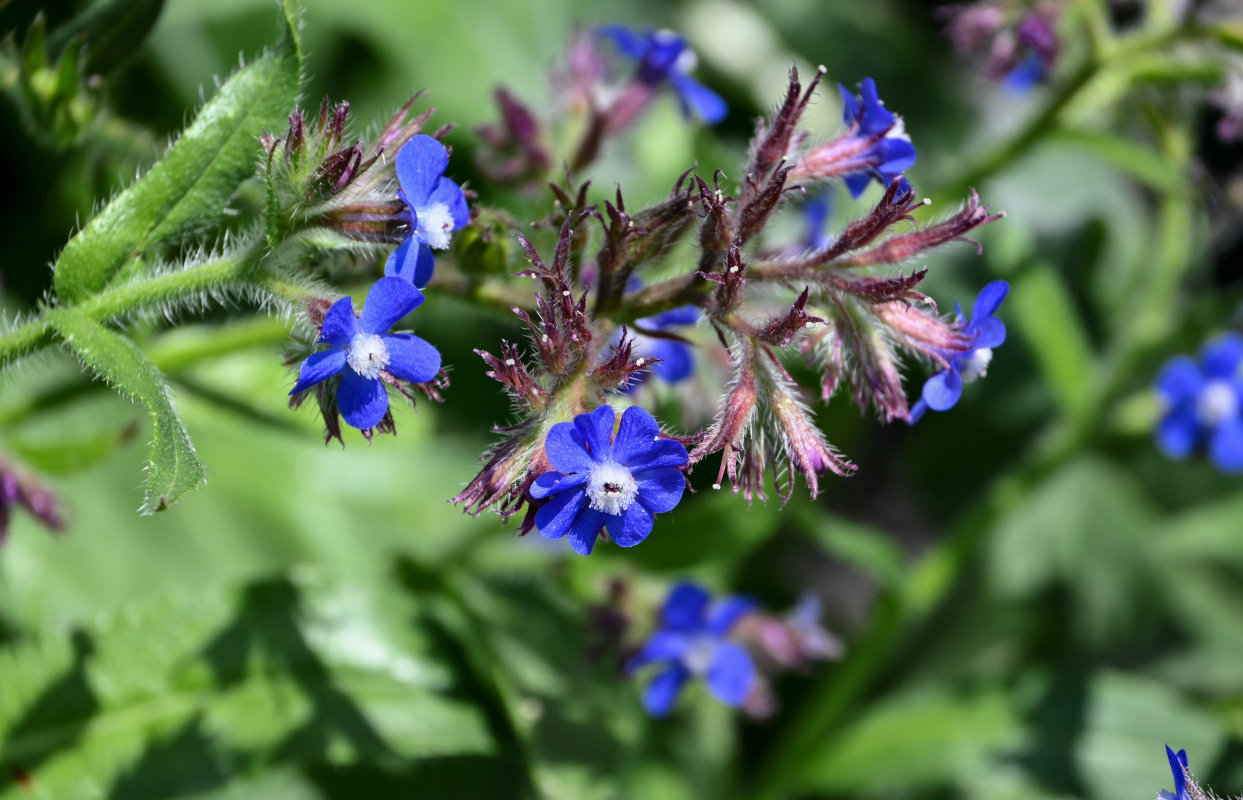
[1010,265,1097,421]
[797,685,1023,794]
[48,309,205,513]
[46,0,166,75]
[1050,129,1185,192]
[0,569,499,800]
[51,0,302,304]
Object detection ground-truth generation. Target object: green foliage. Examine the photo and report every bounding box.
[49,309,205,513]
[51,0,302,304]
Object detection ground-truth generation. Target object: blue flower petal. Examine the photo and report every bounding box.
[1156,357,1204,403]
[568,509,610,555]
[596,25,649,60]
[385,239,437,288]
[634,467,686,514]
[573,405,616,461]
[1201,333,1243,379]
[1156,407,1200,459]
[650,306,699,327]
[627,631,689,671]
[319,296,359,346]
[530,470,588,500]
[544,421,594,473]
[876,137,917,172]
[908,397,929,424]
[396,134,449,205]
[922,367,964,412]
[621,439,689,472]
[381,333,440,383]
[803,193,834,251]
[857,78,895,135]
[337,370,389,430]
[650,339,695,383]
[612,406,660,464]
[670,73,728,124]
[290,349,347,395]
[705,642,754,707]
[643,663,690,717]
[838,83,861,126]
[1004,52,1046,92]
[534,487,587,540]
[971,317,1007,349]
[705,597,756,635]
[662,582,710,631]
[1165,745,1188,800]
[611,502,654,547]
[972,280,1010,320]
[427,177,471,230]
[843,170,873,199]
[359,277,423,334]
[1210,414,1243,474]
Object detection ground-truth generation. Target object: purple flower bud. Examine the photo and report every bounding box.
[0,458,66,543]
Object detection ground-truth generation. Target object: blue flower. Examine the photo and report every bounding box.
[621,306,699,392]
[837,78,918,198]
[1155,333,1243,473]
[1004,52,1048,92]
[802,191,834,251]
[909,280,1009,422]
[627,582,756,717]
[384,135,470,288]
[530,405,689,555]
[1158,745,1190,800]
[290,277,441,430]
[596,26,727,124]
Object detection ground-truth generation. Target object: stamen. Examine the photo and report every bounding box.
[347,333,390,379]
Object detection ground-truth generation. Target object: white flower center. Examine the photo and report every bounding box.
[417,202,455,250]
[1197,380,1238,427]
[957,347,993,384]
[585,461,639,516]
[347,333,390,379]
[682,634,718,676]
[674,45,698,74]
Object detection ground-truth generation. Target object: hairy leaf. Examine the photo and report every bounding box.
[52,0,302,304]
[48,309,205,513]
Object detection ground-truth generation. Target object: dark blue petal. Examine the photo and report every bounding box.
[427,177,471,229]
[650,306,699,327]
[359,277,423,334]
[573,405,616,462]
[544,421,594,473]
[621,439,689,472]
[802,193,833,250]
[1004,53,1046,92]
[706,642,755,706]
[529,470,588,500]
[1165,745,1188,800]
[670,73,728,124]
[611,503,654,547]
[337,370,389,430]
[838,83,861,126]
[857,77,896,135]
[1155,357,1204,403]
[568,508,609,555]
[319,296,359,346]
[922,367,963,412]
[662,582,710,631]
[705,597,756,635]
[634,467,686,514]
[971,317,1007,349]
[1156,407,1200,459]
[1201,333,1243,379]
[650,339,695,383]
[907,398,929,424]
[627,631,690,672]
[411,243,436,288]
[381,333,440,383]
[384,237,416,284]
[1210,414,1243,474]
[875,137,917,172]
[971,280,1010,320]
[396,135,449,205]
[639,32,686,82]
[643,664,690,717]
[843,170,873,199]
[596,25,649,61]
[535,488,587,541]
[290,349,347,395]
[612,405,660,465]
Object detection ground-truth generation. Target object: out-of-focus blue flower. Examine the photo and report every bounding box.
[1158,745,1190,800]
[837,78,917,198]
[802,191,834,251]
[910,280,1009,422]
[596,26,727,124]
[621,306,699,392]
[290,277,441,430]
[531,405,688,555]
[1155,333,1243,473]
[384,135,470,288]
[1004,51,1047,91]
[627,582,756,717]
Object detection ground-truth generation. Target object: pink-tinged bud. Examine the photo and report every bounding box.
[840,189,1003,266]
[812,294,911,422]
[477,341,548,411]
[695,172,735,271]
[757,287,823,347]
[512,217,594,377]
[476,87,550,186]
[698,246,748,316]
[744,65,824,200]
[874,299,973,366]
[761,354,856,502]
[452,421,547,522]
[942,5,1007,53]
[734,593,844,670]
[0,458,66,542]
[691,338,760,490]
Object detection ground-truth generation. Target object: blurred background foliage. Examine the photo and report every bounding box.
[1,0,1242,798]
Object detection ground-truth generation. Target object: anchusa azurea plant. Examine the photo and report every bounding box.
[1154,745,1242,800]
[941,1,1062,90]
[1154,333,1243,474]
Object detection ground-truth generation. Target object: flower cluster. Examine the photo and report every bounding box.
[1154,333,1243,473]
[626,582,841,717]
[942,1,1062,90]
[910,280,1009,422]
